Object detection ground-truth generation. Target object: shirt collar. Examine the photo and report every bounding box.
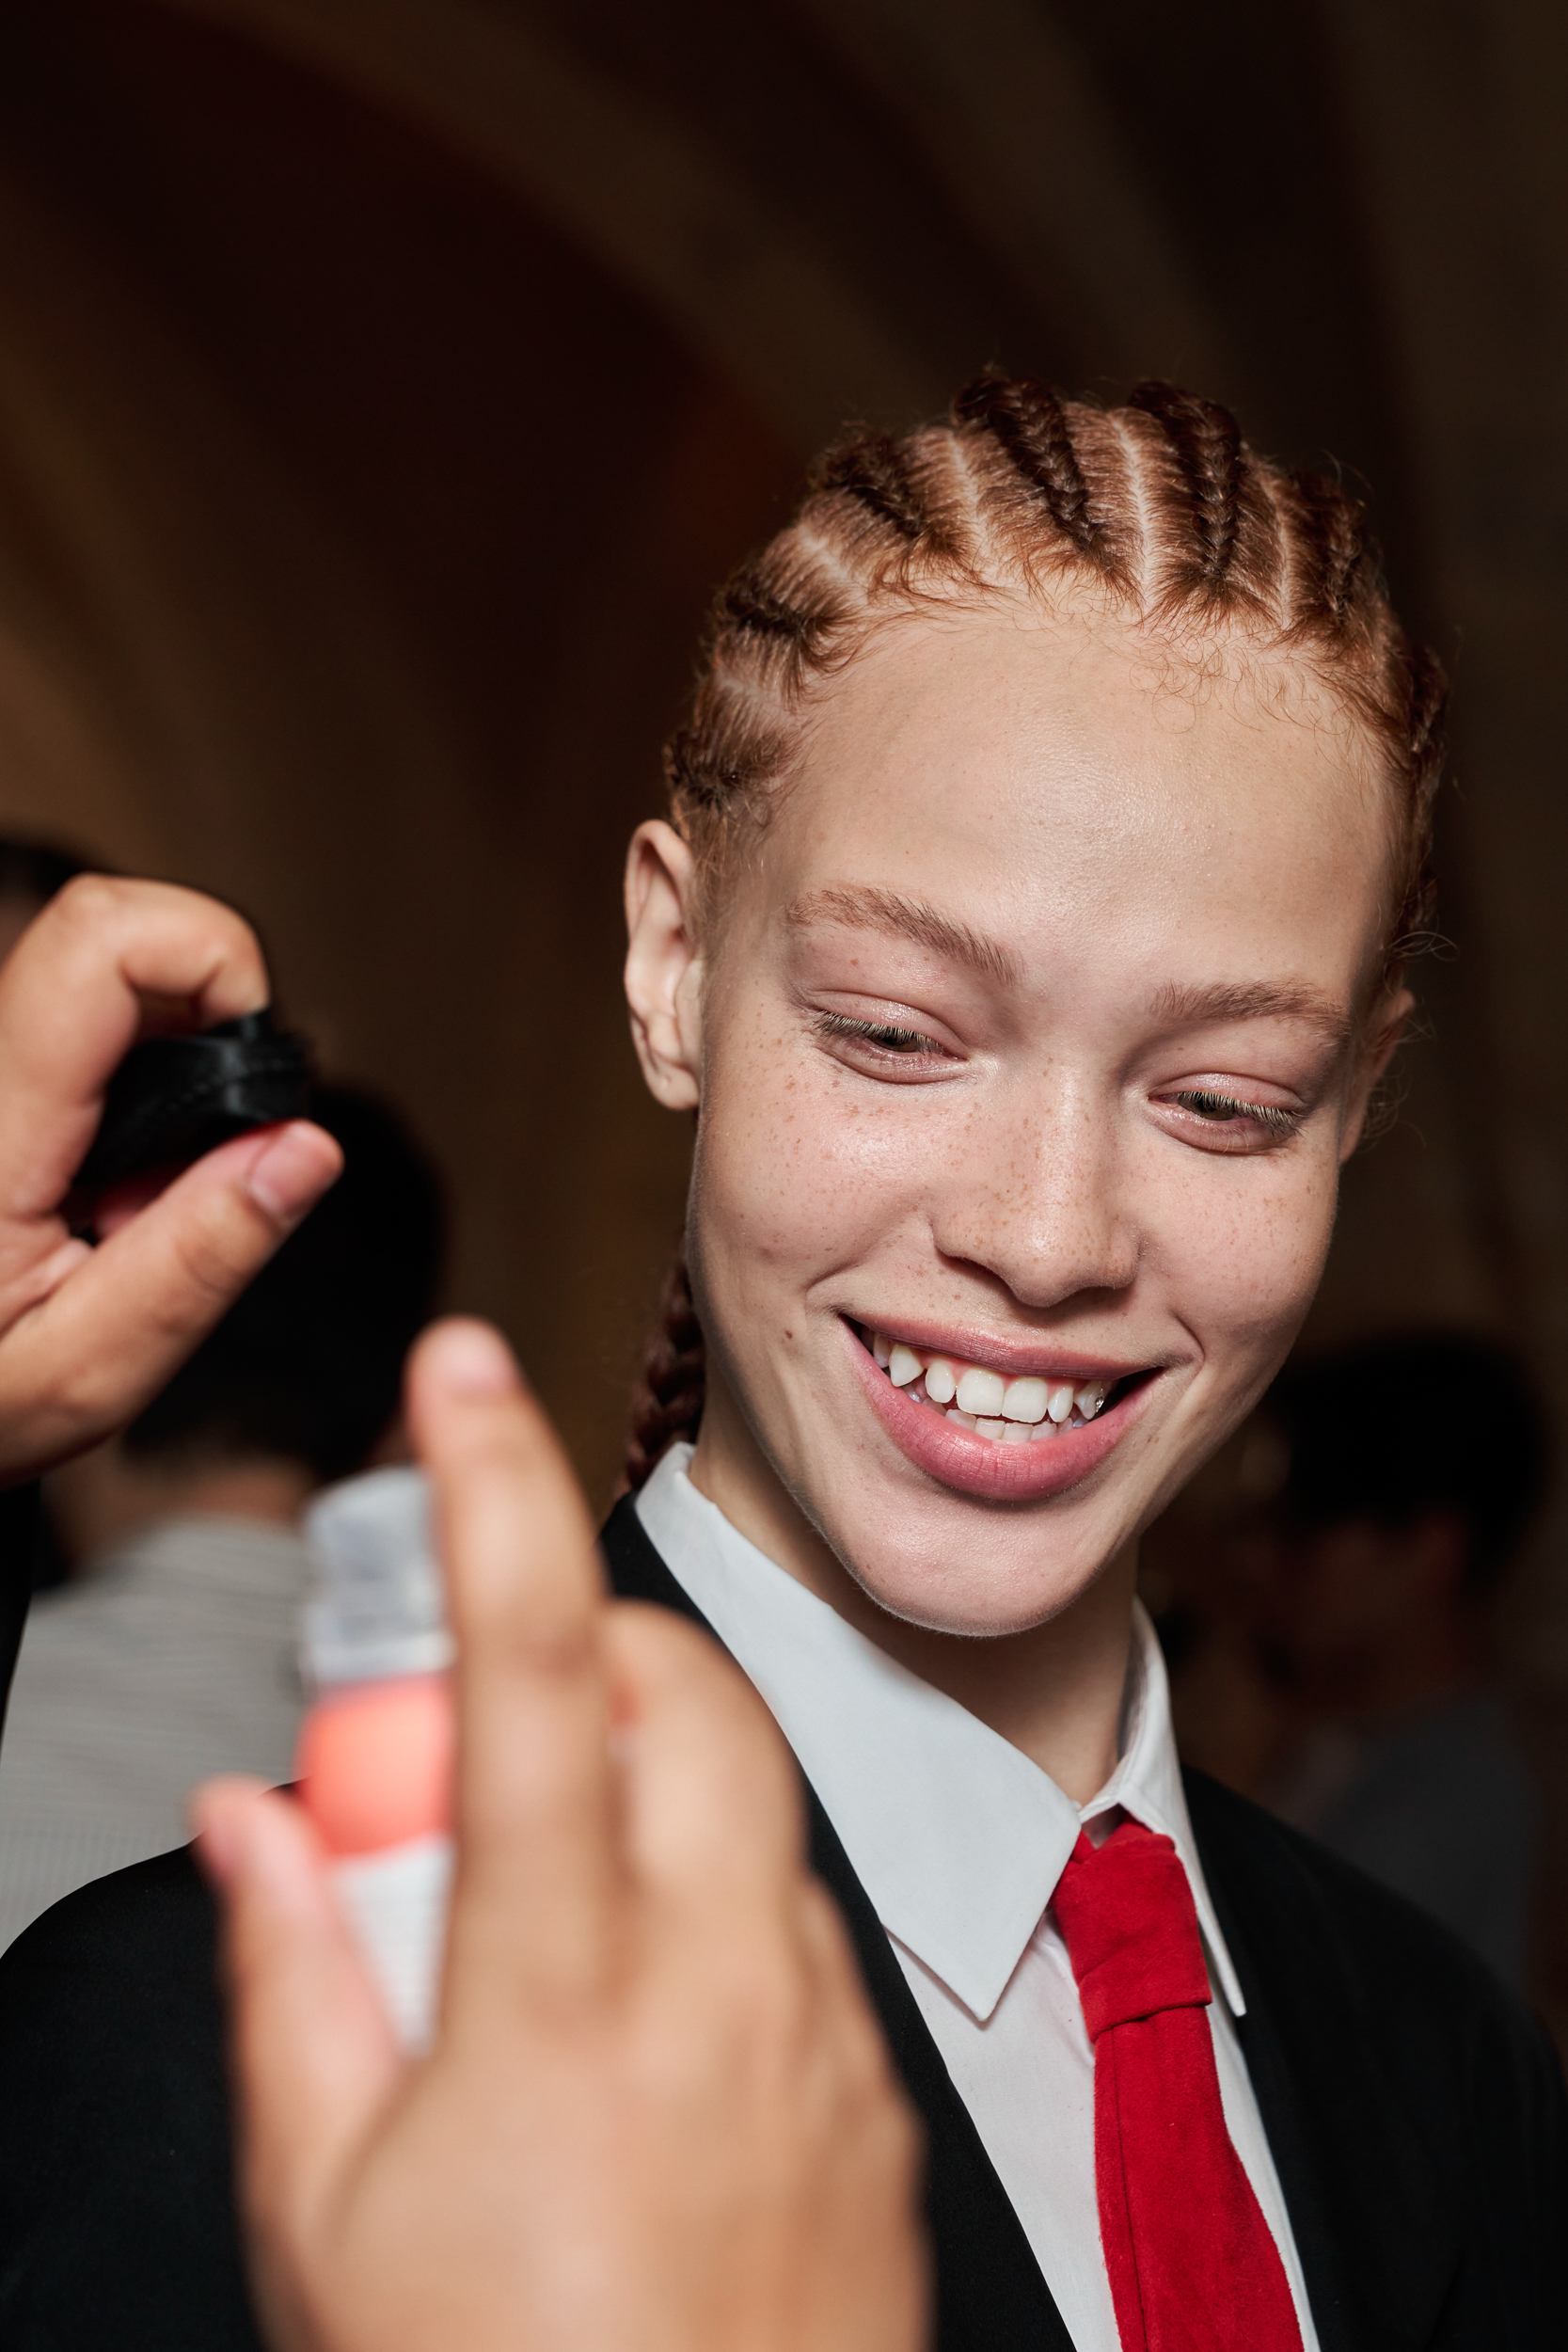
[636,1444,1244,2024]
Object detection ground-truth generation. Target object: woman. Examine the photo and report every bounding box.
[0,377,1561,2350]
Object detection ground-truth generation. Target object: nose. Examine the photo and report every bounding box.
[927,1073,1140,1312]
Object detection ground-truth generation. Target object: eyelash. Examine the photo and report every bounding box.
[1169,1088,1301,1139]
[814,1011,945,1058]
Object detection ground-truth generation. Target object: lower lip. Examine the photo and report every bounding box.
[843,1326,1150,1502]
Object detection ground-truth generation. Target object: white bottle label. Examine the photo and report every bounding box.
[332,1833,454,2055]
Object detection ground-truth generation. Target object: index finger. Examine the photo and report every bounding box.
[0,876,269,1215]
[406,1320,623,2021]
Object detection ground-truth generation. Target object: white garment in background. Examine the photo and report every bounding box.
[638,1444,1321,2352]
[0,1515,310,1951]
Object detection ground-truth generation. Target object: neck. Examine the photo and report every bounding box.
[687,1385,1136,1804]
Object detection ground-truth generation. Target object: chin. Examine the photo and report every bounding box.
[816,1478,1133,1639]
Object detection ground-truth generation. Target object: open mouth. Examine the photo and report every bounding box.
[861,1327,1144,1444]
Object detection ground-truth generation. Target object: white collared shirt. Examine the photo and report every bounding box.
[638,1445,1320,2352]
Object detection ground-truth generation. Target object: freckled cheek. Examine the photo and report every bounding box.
[697,1028,940,1271]
[1168,1158,1341,1375]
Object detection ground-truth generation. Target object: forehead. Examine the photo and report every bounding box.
[758,603,1391,998]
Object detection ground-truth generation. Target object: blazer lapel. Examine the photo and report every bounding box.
[599,1496,1073,2352]
[1184,1767,1461,2351]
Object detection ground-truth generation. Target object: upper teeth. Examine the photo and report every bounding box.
[955,1365,1005,1416]
[872,1334,1110,1441]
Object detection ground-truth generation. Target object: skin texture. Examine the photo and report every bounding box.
[197,1321,927,2352]
[0,876,341,1484]
[626,602,1410,1798]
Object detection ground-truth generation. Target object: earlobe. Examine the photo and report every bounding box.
[624,820,703,1113]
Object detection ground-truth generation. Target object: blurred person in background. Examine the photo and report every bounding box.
[0,1084,444,1949]
[1251,1332,1549,1992]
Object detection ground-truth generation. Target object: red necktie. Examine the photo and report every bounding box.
[1052,1820,1304,2352]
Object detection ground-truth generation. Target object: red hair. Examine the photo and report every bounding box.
[624,373,1448,1489]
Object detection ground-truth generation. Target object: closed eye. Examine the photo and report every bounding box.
[817,1011,937,1054]
[1165,1087,1302,1144]
[812,1010,960,1076]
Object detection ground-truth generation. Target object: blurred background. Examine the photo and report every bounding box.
[0,0,1565,2027]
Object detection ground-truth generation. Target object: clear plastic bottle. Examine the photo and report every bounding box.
[295,1466,454,2053]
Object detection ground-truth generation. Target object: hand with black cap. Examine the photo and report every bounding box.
[0,873,341,1485]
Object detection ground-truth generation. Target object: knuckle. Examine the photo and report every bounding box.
[55,871,122,921]
[48,872,127,954]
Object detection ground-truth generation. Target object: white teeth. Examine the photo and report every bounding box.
[873,1332,1122,1447]
[1001,1375,1049,1424]
[955,1366,1006,1417]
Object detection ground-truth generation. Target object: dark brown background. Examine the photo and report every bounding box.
[0,0,1565,2007]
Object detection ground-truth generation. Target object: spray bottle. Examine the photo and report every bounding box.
[295,1466,454,2053]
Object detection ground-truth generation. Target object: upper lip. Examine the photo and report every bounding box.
[849,1314,1162,1386]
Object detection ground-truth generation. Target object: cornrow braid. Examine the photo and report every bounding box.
[1127,378,1252,601]
[952,370,1107,566]
[622,1254,706,1494]
[633,371,1449,1483]
[1392,643,1449,946]
[815,431,927,544]
[1283,466,1370,626]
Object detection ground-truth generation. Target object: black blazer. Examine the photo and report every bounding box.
[0,1496,1561,2350]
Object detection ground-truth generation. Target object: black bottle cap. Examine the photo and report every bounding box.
[76,1009,312,1191]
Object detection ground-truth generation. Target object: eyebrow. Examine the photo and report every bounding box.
[1148,979,1354,1049]
[784,885,1022,987]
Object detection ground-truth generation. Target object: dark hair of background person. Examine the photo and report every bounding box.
[0,834,106,973]
[122,1085,445,1484]
[1264,1332,1550,1592]
[0,834,99,909]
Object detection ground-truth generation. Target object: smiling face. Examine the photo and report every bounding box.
[627,598,1406,1645]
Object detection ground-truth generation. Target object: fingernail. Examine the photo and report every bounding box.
[246,1122,341,1223]
[430,1318,517,1396]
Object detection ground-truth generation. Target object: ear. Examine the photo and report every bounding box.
[1338,984,1415,1162]
[625,821,703,1112]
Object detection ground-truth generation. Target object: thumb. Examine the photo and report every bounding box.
[194,1779,402,2246]
[0,1122,341,1480]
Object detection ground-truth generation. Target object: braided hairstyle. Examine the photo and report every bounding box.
[623,372,1449,1488]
